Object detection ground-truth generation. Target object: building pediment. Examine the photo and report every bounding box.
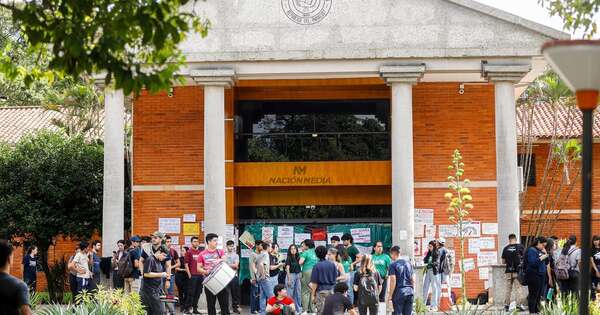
[181,0,568,63]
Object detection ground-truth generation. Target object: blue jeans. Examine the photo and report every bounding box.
[393,294,414,315]
[258,278,274,315]
[167,275,175,295]
[250,282,260,313]
[287,273,302,313]
[346,271,355,304]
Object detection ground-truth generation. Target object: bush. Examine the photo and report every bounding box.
[37,286,145,315]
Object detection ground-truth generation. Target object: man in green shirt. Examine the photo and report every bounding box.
[342,234,360,263]
[372,241,392,302]
[299,239,317,313]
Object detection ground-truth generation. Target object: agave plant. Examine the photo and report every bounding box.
[36,286,145,315]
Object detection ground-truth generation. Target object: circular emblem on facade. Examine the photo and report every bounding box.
[281,0,332,25]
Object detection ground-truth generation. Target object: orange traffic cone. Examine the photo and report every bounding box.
[439,282,453,312]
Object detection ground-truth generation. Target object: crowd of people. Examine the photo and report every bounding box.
[5,230,597,315]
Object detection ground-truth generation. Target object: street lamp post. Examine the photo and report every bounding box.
[542,40,600,315]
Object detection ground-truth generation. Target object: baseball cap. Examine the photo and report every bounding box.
[438,237,446,244]
[152,231,165,239]
[130,236,141,242]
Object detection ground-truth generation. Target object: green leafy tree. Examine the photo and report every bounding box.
[539,0,599,38]
[0,131,103,302]
[0,0,209,95]
[444,149,474,307]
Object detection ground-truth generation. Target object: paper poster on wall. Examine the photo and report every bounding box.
[224,224,237,245]
[351,228,371,243]
[450,273,462,288]
[479,267,490,280]
[158,218,181,234]
[278,226,294,238]
[439,225,458,237]
[482,223,499,235]
[468,238,480,254]
[182,222,199,235]
[312,228,327,241]
[415,208,434,225]
[425,225,436,241]
[170,236,179,245]
[315,241,327,248]
[477,251,498,266]
[355,245,372,255]
[460,258,476,272]
[184,236,193,246]
[241,248,253,258]
[183,214,196,222]
[294,233,311,245]
[239,231,256,249]
[461,221,481,238]
[262,227,274,243]
[478,237,496,250]
[415,224,425,238]
[327,233,343,244]
[422,239,430,256]
[399,230,408,241]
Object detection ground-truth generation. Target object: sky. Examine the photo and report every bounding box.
[474,0,598,38]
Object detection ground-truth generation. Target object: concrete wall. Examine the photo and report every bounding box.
[180,0,557,62]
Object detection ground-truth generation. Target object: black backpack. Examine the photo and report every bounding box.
[517,250,528,285]
[358,271,379,306]
[117,250,134,278]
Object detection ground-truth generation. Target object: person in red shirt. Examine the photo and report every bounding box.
[266,284,296,315]
[198,233,228,315]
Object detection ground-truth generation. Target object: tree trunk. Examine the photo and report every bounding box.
[37,245,56,302]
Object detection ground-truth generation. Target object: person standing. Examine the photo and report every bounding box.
[90,240,102,290]
[330,236,340,249]
[165,235,180,296]
[327,248,347,283]
[141,246,168,315]
[299,239,317,313]
[175,246,189,313]
[525,237,548,314]
[371,241,391,303]
[321,282,358,315]
[111,240,126,290]
[0,240,33,315]
[386,246,415,315]
[353,254,382,315]
[501,233,524,311]
[22,245,38,293]
[124,236,142,294]
[557,235,581,296]
[342,233,360,304]
[436,238,453,305]
[422,241,439,311]
[184,236,203,315]
[255,242,273,315]
[591,236,600,299]
[285,244,302,314]
[269,243,284,288]
[249,240,263,314]
[72,241,92,296]
[67,246,81,298]
[310,245,338,315]
[198,233,230,315]
[336,245,355,307]
[225,240,241,314]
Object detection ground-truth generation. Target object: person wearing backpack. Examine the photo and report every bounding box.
[436,238,454,304]
[556,235,581,296]
[124,236,142,294]
[422,241,440,311]
[501,234,524,311]
[353,254,382,315]
[525,236,548,314]
[111,240,126,290]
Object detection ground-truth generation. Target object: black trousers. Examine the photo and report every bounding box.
[69,273,78,300]
[526,272,545,314]
[358,303,379,315]
[227,276,241,308]
[379,277,387,302]
[206,288,230,315]
[186,275,204,310]
[112,270,124,289]
[175,272,188,308]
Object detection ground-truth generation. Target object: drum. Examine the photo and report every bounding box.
[202,262,236,294]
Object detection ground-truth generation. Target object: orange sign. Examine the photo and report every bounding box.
[234,161,391,187]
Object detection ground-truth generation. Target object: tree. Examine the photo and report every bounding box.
[0,131,103,301]
[0,0,209,95]
[444,149,474,307]
[538,0,599,38]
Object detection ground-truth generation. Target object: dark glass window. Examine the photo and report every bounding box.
[518,153,536,187]
[235,100,390,161]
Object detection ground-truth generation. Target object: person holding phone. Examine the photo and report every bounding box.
[266,284,295,315]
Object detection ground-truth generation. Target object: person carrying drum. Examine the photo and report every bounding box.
[198,233,230,315]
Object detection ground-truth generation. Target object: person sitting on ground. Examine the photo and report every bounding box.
[321,282,358,315]
[266,284,296,315]
[0,239,32,315]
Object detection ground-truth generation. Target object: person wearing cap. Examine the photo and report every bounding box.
[123,236,142,293]
[436,238,453,305]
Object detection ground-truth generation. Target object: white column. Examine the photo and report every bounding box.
[483,63,530,257]
[191,69,235,238]
[380,65,425,259]
[102,87,125,257]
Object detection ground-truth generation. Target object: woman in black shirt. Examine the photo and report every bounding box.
[285,244,302,314]
[175,246,189,311]
[22,245,38,293]
[591,236,600,299]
